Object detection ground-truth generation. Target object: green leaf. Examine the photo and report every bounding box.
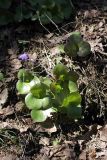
[77,41,91,57]
[31,108,56,122]
[0,72,4,81]
[0,0,12,9]
[63,92,81,107]
[53,64,68,79]
[67,105,82,118]
[16,80,31,95]
[64,32,83,57]
[42,97,51,109]
[30,76,40,86]
[25,93,51,110]
[63,6,73,19]
[42,77,52,87]
[30,83,47,98]
[16,76,40,95]
[69,32,82,44]
[51,82,69,105]
[0,11,13,25]
[68,71,79,82]
[68,81,78,93]
[25,93,42,109]
[64,40,78,57]
[18,69,34,82]
[58,44,65,53]
[64,32,91,58]
[31,110,47,122]
[50,82,62,94]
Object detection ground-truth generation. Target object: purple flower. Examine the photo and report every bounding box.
[18,53,29,61]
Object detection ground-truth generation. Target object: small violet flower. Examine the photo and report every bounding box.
[18,53,29,61]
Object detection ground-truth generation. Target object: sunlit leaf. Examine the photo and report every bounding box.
[63,92,81,107]
[42,77,52,87]
[16,80,31,94]
[25,93,42,109]
[30,83,47,98]
[68,81,78,93]
[31,110,47,122]
[50,82,62,94]
[31,108,56,122]
[42,97,51,109]
[25,92,51,110]
[18,69,34,82]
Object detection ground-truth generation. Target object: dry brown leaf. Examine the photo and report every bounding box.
[39,137,49,146]
[15,101,24,112]
[10,59,22,70]
[99,125,107,142]
[88,147,96,160]
[0,119,32,133]
[0,106,14,117]
[0,88,8,108]
[0,154,17,160]
[79,150,86,160]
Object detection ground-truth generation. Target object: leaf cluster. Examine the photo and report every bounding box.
[64,32,91,57]
[16,64,82,122]
[0,0,74,25]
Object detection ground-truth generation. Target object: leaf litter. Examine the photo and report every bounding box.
[1,0,107,159]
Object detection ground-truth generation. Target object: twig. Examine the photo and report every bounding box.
[45,14,61,34]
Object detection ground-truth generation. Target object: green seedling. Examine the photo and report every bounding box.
[64,32,91,57]
[0,72,4,81]
[16,64,82,122]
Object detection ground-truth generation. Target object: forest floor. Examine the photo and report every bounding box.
[0,0,107,159]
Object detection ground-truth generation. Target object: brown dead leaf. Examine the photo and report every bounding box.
[79,150,86,160]
[0,118,32,133]
[88,147,96,160]
[78,124,98,142]
[99,125,107,142]
[45,33,54,39]
[29,52,37,61]
[0,106,14,117]
[39,137,49,146]
[0,154,17,160]
[10,58,22,71]
[50,46,60,56]
[15,101,24,112]
[84,10,100,19]
[41,119,57,133]
[0,88,8,108]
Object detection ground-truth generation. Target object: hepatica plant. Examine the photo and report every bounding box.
[64,32,91,57]
[16,64,82,122]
